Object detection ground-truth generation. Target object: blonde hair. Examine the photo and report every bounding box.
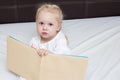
[36,3,63,23]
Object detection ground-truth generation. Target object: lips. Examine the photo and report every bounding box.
[42,32,48,35]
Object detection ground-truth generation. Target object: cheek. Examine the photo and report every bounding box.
[50,27,60,34]
[37,26,42,33]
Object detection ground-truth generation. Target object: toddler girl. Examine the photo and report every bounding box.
[20,3,71,80]
[30,3,71,57]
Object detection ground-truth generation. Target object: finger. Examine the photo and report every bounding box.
[43,50,48,56]
[37,49,48,57]
[40,49,48,57]
[38,49,45,57]
[31,44,37,50]
[37,49,42,57]
[41,49,46,56]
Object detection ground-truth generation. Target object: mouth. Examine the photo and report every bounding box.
[42,32,48,35]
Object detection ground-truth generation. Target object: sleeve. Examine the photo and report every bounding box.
[29,37,35,46]
[53,38,71,55]
[29,37,38,49]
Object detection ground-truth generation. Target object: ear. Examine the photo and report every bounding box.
[57,23,62,31]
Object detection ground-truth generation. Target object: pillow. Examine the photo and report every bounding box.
[0,31,19,80]
[0,54,19,80]
[0,31,7,55]
[0,23,37,80]
[0,22,37,55]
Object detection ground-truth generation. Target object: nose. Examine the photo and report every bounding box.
[43,25,47,30]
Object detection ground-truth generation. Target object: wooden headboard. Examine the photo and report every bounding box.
[0,0,120,24]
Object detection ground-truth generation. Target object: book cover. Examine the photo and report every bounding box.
[7,36,88,80]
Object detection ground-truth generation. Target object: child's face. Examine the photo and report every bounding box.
[36,10,61,42]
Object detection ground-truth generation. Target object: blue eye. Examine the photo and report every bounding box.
[49,23,53,26]
[39,22,44,25]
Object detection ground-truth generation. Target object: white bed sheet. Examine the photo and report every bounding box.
[0,16,120,80]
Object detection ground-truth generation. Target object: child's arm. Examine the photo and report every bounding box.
[53,38,71,55]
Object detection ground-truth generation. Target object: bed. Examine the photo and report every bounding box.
[0,0,120,80]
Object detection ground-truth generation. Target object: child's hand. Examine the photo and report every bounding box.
[31,44,48,57]
[31,44,37,50]
[37,49,48,57]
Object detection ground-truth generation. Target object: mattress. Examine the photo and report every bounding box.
[0,16,120,80]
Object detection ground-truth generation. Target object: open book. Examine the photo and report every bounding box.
[7,36,88,80]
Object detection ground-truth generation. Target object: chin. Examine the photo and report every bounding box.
[41,36,49,39]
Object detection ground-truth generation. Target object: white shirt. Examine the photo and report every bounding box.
[20,31,71,80]
[29,31,71,54]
